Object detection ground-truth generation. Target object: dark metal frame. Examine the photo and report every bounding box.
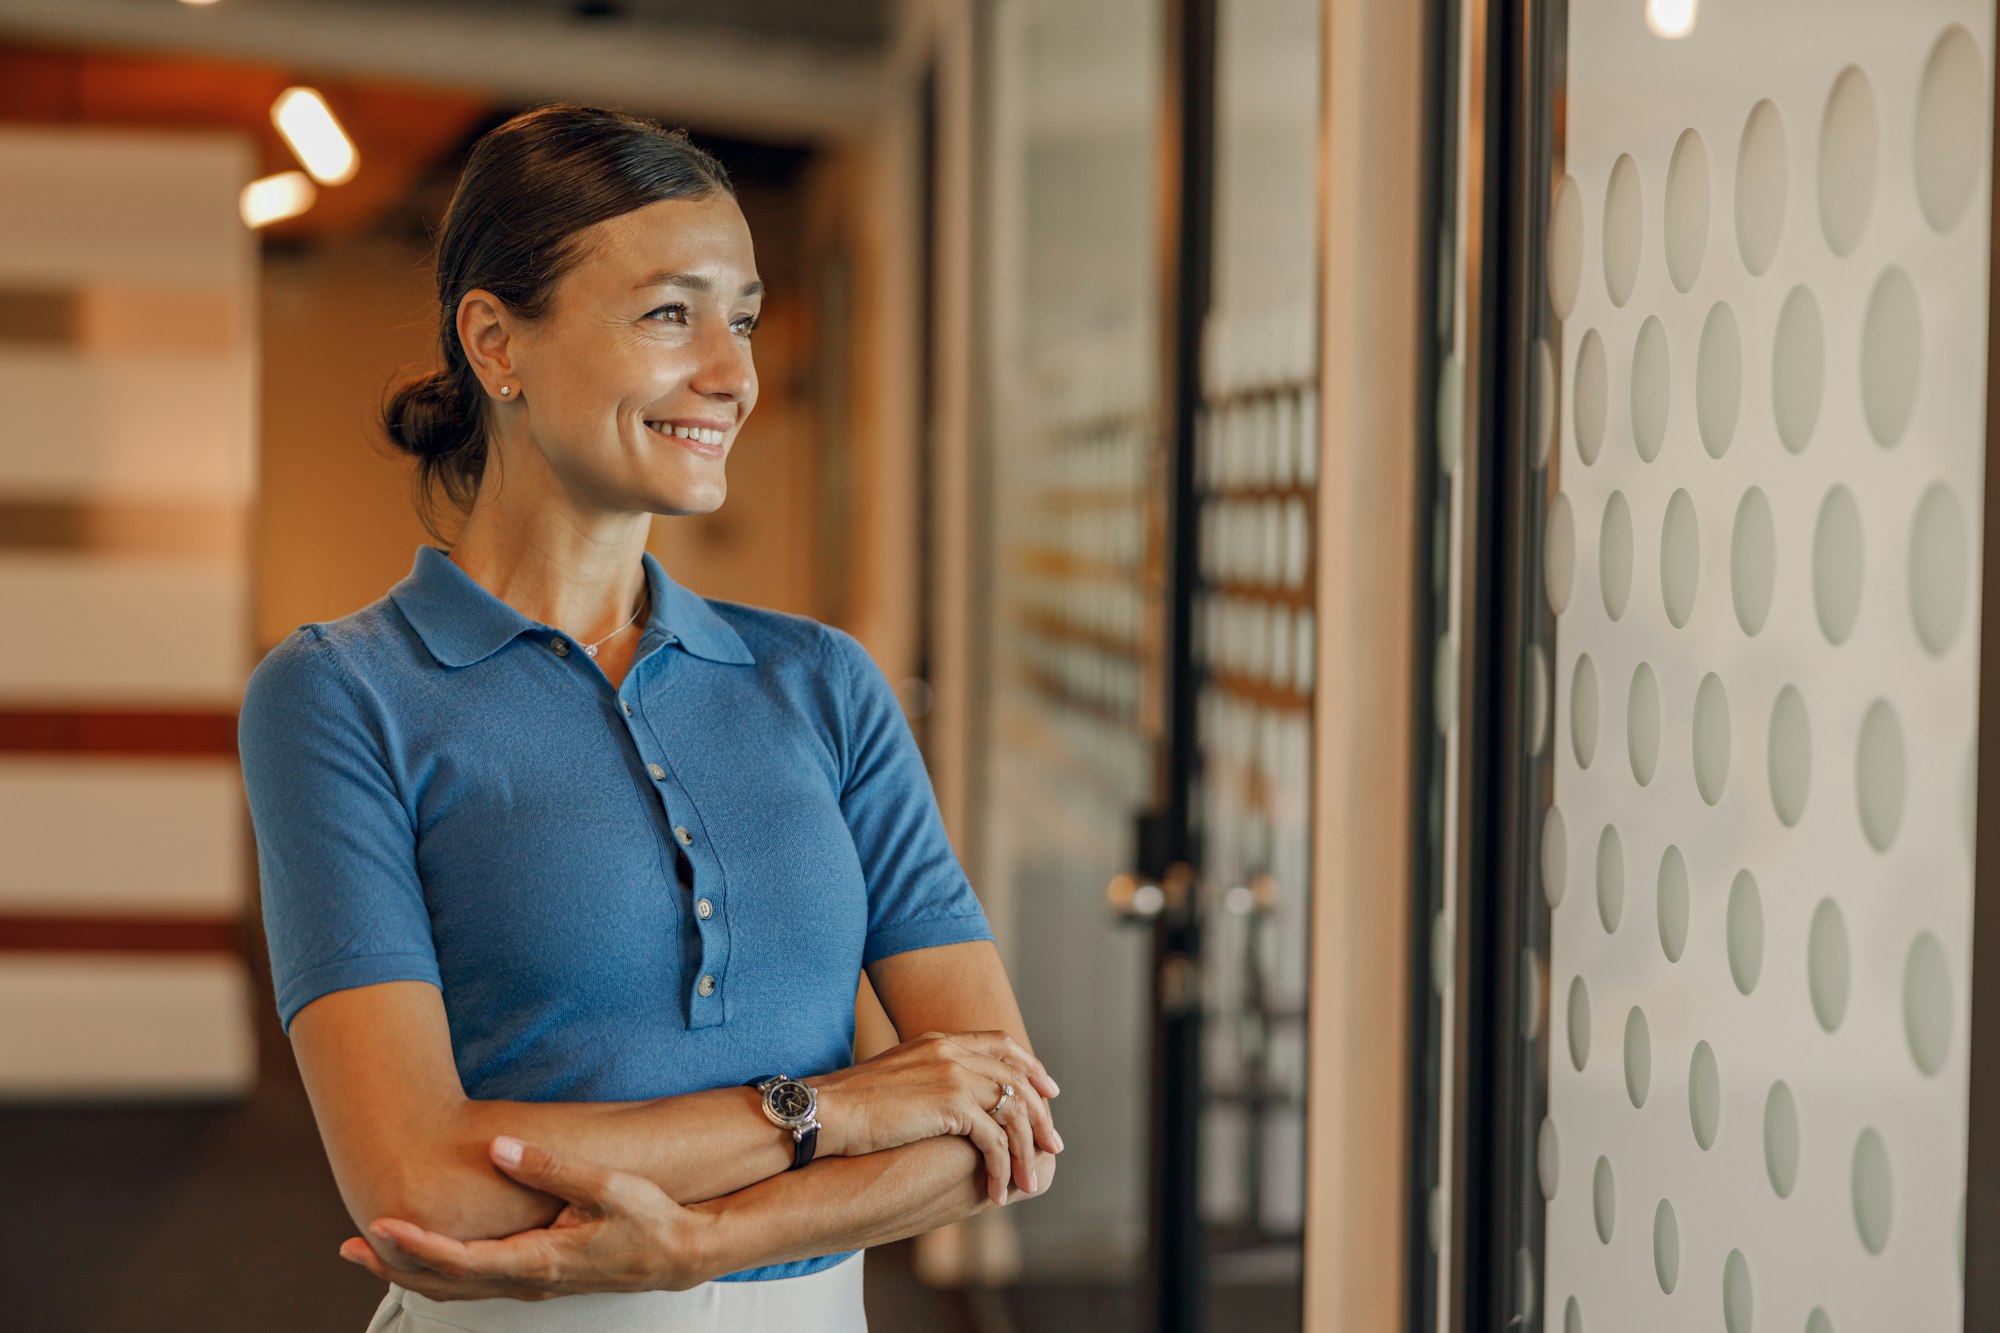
[1402,0,1459,1324]
[1481,0,1571,1327]
[1439,0,1506,1323]
[1962,4,2000,1320]
[1147,0,1217,1328]
[1409,0,1560,1326]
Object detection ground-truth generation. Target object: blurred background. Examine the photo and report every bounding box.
[0,1,1995,1331]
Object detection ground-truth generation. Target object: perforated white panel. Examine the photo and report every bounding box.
[1542,5,1991,1330]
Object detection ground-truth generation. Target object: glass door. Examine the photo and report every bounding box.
[976,0,1171,1323]
[973,1,1323,1327]
[1183,0,1323,1324]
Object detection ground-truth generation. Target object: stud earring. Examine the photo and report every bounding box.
[499,385,512,397]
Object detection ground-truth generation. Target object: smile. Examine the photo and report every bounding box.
[646,421,728,447]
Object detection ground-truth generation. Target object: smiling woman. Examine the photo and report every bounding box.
[380,109,753,539]
[238,104,1060,1333]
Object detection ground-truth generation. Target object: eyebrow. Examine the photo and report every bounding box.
[631,271,765,298]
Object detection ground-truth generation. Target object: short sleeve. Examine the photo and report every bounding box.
[237,627,440,1031]
[823,626,995,965]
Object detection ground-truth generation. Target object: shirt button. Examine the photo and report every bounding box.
[697,974,716,997]
[647,763,666,780]
[675,826,694,846]
[696,898,714,920]
[551,638,569,657]
[622,700,633,716]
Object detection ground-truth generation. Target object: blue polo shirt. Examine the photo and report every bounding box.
[236,543,993,1281]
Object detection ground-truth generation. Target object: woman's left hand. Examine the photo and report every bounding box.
[339,1135,714,1300]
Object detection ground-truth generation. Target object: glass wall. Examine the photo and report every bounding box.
[977,0,1168,1291]
[1420,1,1996,1328]
[1192,0,1322,1309]
[1540,5,1992,1325]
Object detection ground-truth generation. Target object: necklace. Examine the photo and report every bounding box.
[581,587,647,658]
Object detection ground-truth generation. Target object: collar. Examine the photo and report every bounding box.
[388,544,756,669]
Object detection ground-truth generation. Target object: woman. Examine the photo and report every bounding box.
[237,104,1060,1331]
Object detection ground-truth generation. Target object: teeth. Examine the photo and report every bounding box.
[648,423,726,447]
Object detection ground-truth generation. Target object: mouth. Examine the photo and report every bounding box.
[645,420,729,456]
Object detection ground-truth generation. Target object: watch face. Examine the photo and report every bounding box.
[768,1080,815,1122]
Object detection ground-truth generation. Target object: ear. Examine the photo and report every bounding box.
[456,289,519,392]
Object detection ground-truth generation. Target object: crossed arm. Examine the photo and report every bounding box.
[292,939,1059,1288]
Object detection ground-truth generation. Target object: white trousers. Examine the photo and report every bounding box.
[361,1251,867,1332]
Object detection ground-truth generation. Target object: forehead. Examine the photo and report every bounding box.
[569,193,758,294]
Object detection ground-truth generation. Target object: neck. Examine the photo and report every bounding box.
[445,512,655,647]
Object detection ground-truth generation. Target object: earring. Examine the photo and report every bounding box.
[499,385,512,397]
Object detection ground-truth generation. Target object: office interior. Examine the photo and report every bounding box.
[0,0,1995,1330]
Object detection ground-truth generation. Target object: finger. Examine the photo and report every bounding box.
[971,1112,1011,1208]
[347,1225,427,1273]
[948,1032,1060,1099]
[341,1239,403,1284]
[344,1241,538,1303]
[369,1218,566,1287]
[1017,1074,1063,1155]
[983,1031,1059,1099]
[964,1052,1062,1155]
[488,1136,623,1212]
[342,1237,510,1297]
[995,1085,1037,1195]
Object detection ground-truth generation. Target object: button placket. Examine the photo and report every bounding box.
[626,710,731,1029]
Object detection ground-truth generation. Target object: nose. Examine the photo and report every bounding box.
[688,318,755,406]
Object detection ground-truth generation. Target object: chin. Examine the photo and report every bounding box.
[649,482,727,517]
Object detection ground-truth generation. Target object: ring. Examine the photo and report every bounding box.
[989,1083,1015,1116]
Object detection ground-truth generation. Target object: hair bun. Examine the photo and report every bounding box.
[383,370,475,461]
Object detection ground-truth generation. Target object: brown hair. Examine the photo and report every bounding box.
[381,103,733,538]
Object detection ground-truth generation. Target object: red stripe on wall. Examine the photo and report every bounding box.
[0,915,244,954]
[0,709,237,756]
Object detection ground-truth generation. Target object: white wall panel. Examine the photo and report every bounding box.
[0,954,255,1099]
[0,757,245,914]
[0,553,249,704]
[0,349,255,501]
[0,130,254,288]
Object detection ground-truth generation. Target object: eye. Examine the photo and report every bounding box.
[731,313,760,338]
[644,302,690,325]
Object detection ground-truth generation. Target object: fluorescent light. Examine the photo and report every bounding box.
[1646,0,1697,39]
[271,87,358,186]
[240,171,317,227]
[178,0,223,6]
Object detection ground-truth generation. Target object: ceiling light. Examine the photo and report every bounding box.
[240,171,317,228]
[1645,0,1697,39]
[271,87,358,186]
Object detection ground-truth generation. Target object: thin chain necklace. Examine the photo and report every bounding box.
[582,586,647,658]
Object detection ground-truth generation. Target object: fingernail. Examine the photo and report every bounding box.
[339,1244,362,1264]
[493,1135,524,1166]
[1029,1171,1039,1193]
[1052,1128,1066,1152]
[1048,1078,1061,1096]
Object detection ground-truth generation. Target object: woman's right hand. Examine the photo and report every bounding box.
[341,1135,718,1298]
[808,1031,1062,1206]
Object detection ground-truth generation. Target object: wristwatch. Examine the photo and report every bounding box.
[745,1074,821,1170]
